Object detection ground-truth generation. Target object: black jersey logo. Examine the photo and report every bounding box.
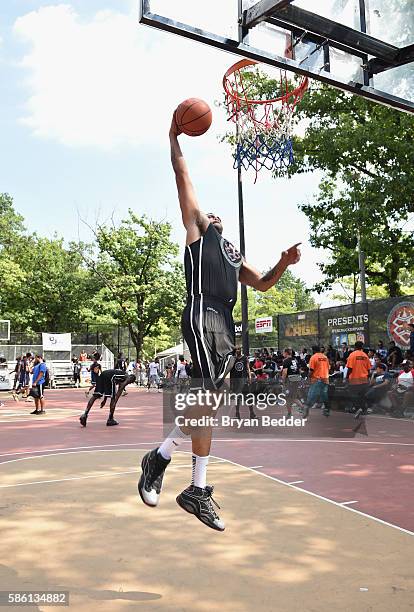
[220,238,242,268]
[235,361,244,372]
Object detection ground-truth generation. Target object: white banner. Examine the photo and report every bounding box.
[42,332,72,351]
[255,317,273,334]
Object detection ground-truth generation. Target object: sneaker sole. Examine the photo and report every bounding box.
[176,495,225,532]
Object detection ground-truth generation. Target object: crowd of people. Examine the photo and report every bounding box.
[229,340,414,419]
[7,352,49,414]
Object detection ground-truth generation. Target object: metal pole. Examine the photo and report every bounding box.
[237,141,250,357]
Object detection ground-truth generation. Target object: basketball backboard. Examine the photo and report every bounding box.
[139,0,414,113]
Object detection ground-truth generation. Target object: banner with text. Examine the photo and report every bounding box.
[255,317,273,334]
[42,333,72,352]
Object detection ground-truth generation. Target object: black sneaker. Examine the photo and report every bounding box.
[106,418,119,426]
[323,407,330,417]
[30,409,40,415]
[302,404,310,419]
[79,413,87,427]
[176,485,225,532]
[138,448,170,507]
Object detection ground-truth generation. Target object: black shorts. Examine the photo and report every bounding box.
[230,377,248,394]
[182,296,235,390]
[93,373,126,399]
[29,384,44,399]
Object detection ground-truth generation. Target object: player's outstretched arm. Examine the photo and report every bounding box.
[169,115,209,243]
[239,243,301,292]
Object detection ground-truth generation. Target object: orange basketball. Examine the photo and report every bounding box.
[175,98,212,136]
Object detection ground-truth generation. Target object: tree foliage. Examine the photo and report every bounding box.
[222,67,414,297]
[233,269,317,321]
[89,211,186,359]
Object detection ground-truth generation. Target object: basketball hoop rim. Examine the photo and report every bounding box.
[223,59,309,105]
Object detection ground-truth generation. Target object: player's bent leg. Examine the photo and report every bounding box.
[137,426,189,507]
[138,448,171,507]
[80,395,98,427]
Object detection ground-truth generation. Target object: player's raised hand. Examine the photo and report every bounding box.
[281,243,301,266]
[169,111,182,137]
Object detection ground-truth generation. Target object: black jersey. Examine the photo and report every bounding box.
[282,357,299,376]
[230,355,248,379]
[184,223,242,309]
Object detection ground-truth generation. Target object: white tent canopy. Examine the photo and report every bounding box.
[157,343,183,358]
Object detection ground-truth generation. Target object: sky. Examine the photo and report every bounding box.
[0,0,343,306]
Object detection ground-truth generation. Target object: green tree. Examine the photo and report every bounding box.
[1,234,94,332]
[232,269,317,320]
[222,71,414,297]
[90,211,185,359]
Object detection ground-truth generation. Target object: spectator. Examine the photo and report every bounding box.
[339,342,351,360]
[115,352,127,372]
[365,363,392,409]
[79,350,88,362]
[72,358,81,388]
[175,355,189,392]
[302,345,330,418]
[230,347,254,420]
[136,360,145,386]
[255,368,268,381]
[387,341,403,369]
[408,323,414,355]
[388,360,414,417]
[29,355,47,415]
[252,352,264,373]
[147,358,162,392]
[281,347,301,417]
[377,341,388,361]
[263,357,276,378]
[327,345,339,362]
[346,341,371,418]
[367,349,376,369]
[12,352,31,401]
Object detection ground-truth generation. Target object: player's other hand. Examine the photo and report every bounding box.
[281,243,301,266]
[169,111,182,137]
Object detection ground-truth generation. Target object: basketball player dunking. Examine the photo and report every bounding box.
[137,113,301,531]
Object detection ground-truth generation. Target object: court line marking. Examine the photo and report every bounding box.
[0,443,163,459]
[1,448,412,537]
[0,461,226,489]
[0,450,225,468]
[202,452,414,538]
[340,500,359,506]
[1,437,414,463]
[249,465,263,469]
[211,439,414,446]
[288,480,304,485]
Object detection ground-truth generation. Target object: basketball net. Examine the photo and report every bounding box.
[223,57,308,182]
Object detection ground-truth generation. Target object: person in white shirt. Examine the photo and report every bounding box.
[147,358,162,392]
[388,360,414,416]
[175,355,189,391]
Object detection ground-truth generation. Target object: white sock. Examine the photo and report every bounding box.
[158,426,189,460]
[192,454,209,489]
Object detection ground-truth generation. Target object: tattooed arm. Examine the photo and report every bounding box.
[239,243,301,291]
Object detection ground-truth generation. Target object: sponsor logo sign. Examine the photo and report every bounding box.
[387,301,414,349]
[255,317,273,334]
